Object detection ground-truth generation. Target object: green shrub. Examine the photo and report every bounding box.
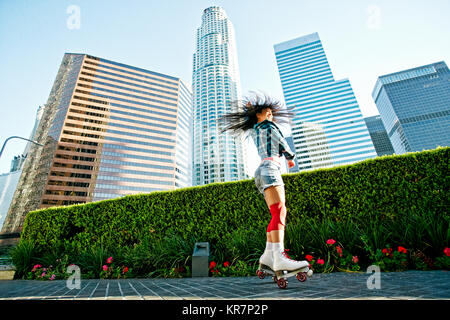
[73,246,111,278]
[218,227,266,264]
[13,146,450,278]
[10,239,39,278]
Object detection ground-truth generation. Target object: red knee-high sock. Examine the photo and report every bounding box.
[267,202,286,233]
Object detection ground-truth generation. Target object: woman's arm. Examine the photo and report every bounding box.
[271,124,296,160]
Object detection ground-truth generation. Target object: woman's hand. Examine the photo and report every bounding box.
[287,160,295,169]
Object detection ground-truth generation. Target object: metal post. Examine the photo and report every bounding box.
[192,242,210,277]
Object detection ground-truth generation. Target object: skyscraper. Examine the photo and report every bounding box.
[364,115,395,157]
[192,6,249,186]
[0,171,22,231]
[1,53,192,234]
[274,32,377,172]
[372,61,450,154]
[9,155,26,173]
[0,105,44,232]
[23,105,45,157]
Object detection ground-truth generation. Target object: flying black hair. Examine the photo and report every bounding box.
[217,91,295,138]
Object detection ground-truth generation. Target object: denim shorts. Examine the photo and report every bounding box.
[254,160,284,194]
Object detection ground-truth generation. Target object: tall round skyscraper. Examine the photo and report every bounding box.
[192,6,249,186]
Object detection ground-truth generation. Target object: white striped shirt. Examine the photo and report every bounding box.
[250,120,296,161]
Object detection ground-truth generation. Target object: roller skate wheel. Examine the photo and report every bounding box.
[258,271,265,279]
[277,278,288,289]
[272,275,278,283]
[296,272,307,282]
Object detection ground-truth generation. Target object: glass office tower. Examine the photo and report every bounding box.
[192,6,249,186]
[1,53,193,234]
[274,32,377,172]
[372,61,450,154]
[364,115,395,156]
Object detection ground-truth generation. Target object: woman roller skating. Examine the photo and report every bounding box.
[218,92,312,289]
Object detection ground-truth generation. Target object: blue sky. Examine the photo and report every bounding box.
[0,0,449,174]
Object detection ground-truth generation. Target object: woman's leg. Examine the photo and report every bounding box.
[261,184,310,273]
[263,185,286,243]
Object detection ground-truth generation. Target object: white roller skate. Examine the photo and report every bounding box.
[256,250,274,280]
[273,249,313,289]
[256,249,313,289]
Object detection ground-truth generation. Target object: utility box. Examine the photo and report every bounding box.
[192,242,209,277]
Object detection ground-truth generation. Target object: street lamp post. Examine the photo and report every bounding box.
[0,136,44,160]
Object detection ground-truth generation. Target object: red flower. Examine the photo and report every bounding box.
[382,248,393,257]
[283,249,292,259]
[107,257,113,264]
[444,248,450,257]
[223,261,230,267]
[122,267,129,274]
[102,265,108,271]
[336,246,343,257]
[32,264,42,272]
[326,239,336,245]
[398,246,407,254]
[317,258,325,265]
[352,256,359,264]
[175,266,185,273]
[209,261,216,269]
[305,255,313,262]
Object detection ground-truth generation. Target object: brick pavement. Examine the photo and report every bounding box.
[0,271,449,300]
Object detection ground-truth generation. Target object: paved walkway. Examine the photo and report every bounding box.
[0,271,449,300]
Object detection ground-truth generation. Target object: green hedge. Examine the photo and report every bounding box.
[19,146,449,275]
